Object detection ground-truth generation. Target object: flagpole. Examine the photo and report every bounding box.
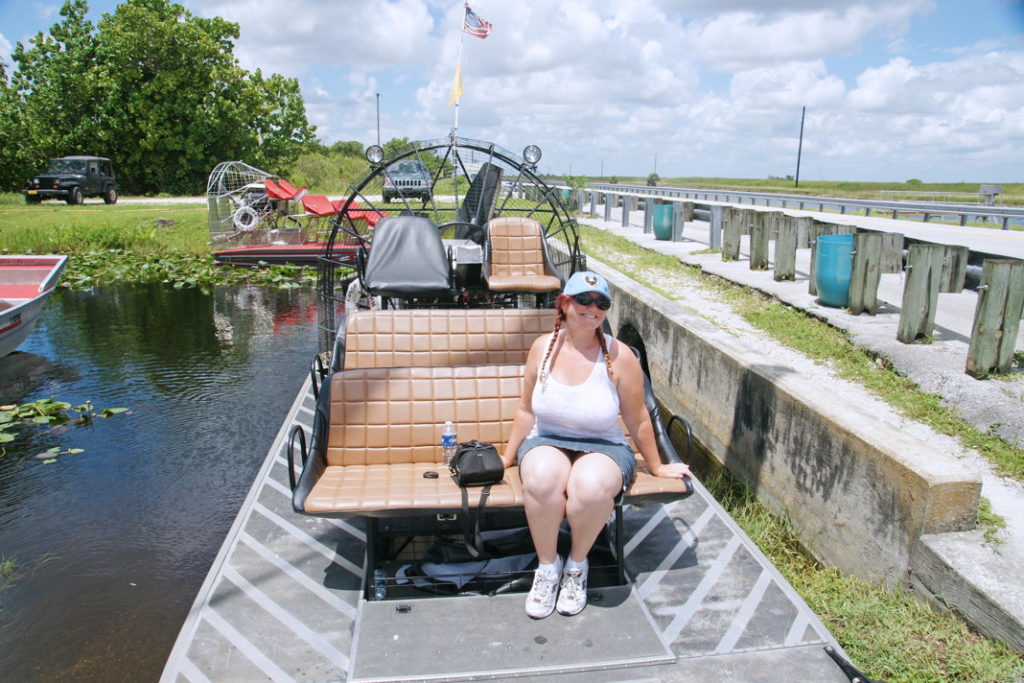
[451,5,466,141]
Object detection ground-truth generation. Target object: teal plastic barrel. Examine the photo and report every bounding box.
[815,234,854,307]
[653,203,673,240]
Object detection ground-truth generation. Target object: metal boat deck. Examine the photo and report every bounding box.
[161,378,850,682]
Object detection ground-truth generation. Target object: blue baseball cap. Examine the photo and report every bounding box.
[563,270,611,301]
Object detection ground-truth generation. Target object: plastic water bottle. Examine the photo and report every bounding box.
[373,568,387,600]
[441,420,457,465]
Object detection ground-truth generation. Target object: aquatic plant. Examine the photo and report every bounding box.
[61,250,320,291]
[0,398,128,457]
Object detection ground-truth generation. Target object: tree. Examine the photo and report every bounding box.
[330,140,365,157]
[91,0,315,194]
[2,0,101,188]
[0,0,316,194]
[382,137,412,160]
[0,62,31,190]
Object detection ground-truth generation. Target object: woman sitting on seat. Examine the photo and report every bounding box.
[502,270,691,619]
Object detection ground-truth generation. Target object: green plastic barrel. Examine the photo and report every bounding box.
[653,203,673,240]
[815,234,854,307]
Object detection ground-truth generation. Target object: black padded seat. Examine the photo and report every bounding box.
[362,215,452,298]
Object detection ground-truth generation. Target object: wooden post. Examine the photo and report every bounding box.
[898,244,945,343]
[774,215,798,281]
[673,201,685,241]
[966,260,1024,376]
[683,201,695,222]
[722,207,743,261]
[709,205,723,250]
[796,216,812,248]
[809,219,839,245]
[768,210,781,239]
[940,245,969,293]
[750,211,771,270]
[809,224,855,296]
[880,232,904,273]
[848,232,883,315]
[742,208,757,236]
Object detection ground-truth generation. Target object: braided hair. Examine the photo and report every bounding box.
[537,308,564,384]
[538,299,614,384]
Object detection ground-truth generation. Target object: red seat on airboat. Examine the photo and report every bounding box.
[300,194,337,217]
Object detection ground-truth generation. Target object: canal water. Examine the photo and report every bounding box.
[0,284,319,681]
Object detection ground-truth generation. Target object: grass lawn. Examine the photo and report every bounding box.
[0,194,322,289]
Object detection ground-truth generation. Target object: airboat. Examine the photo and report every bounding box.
[165,137,860,682]
[205,160,387,267]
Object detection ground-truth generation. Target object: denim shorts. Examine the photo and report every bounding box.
[517,434,637,492]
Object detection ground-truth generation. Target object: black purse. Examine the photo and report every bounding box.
[449,440,505,558]
[449,440,505,486]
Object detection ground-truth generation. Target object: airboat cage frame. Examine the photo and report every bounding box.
[205,160,279,243]
[316,136,584,353]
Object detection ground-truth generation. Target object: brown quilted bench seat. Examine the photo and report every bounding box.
[303,462,688,516]
[293,363,689,519]
[334,307,554,371]
[292,350,693,595]
[303,461,689,518]
[302,462,526,516]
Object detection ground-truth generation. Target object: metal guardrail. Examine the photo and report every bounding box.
[580,182,1023,230]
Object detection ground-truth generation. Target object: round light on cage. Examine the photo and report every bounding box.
[523,145,542,165]
[366,145,385,164]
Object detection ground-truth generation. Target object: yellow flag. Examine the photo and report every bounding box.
[448,63,463,108]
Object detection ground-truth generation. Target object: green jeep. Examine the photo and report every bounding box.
[23,156,119,205]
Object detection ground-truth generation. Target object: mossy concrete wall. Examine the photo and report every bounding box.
[598,263,981,585]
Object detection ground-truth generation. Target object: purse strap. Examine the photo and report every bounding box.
[459,484,491,559]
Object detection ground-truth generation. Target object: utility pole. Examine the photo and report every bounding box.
[795,106,805,188]
[376,93,381,146]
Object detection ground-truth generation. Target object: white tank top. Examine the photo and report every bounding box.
[529,333,627,444]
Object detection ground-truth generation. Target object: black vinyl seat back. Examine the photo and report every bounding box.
[455,162,503,243]
[362,215,452,297]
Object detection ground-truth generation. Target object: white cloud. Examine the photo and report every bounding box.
[682,1,931,71]
[0,33,12,68]
[165,0,1022,181]
[192,0,437,77]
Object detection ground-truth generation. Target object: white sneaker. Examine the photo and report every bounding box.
[556,567,588,616]
[526,563,561,619]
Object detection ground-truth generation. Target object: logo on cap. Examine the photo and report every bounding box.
[584,274,598,286]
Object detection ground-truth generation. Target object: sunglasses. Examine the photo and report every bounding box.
[571,292,611,310]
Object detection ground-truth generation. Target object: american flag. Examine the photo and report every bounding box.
[463,4,492,39]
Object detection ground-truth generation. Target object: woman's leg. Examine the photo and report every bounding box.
[519,445,572,564]
[564,452,623,562]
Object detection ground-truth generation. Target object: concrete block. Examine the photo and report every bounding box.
[912,531,1024,652]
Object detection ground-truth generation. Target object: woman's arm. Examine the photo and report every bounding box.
[614,342,691,479]
[502,335,547,467]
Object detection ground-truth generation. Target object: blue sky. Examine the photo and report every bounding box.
[2,0,1023,183]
